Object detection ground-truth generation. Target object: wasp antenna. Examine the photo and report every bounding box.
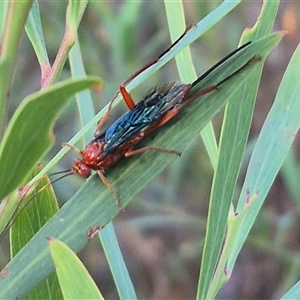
[62,143,82,155]
[48,168,73,177]
[216,54,261,87]
[192,42,252,87]
[43,171,74,189]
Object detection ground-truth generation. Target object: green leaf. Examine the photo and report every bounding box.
[164,0,224,170]
[10,166,62,300]
[0,32,282,299]
[25,0,50,70]
[42,1,88,87]
[67,0,88,31]
[281,280,300,299]
[48,238,103,300]
[281,147,300,206]
[69,38,95,142]
[10,168,58,255]
[228,38,300,269]
[42,1,256,164]
[0,2,8,36]
[198,1,280,298]
[0,77,102,201]
[0,0,33,136]
[99,223,136,299]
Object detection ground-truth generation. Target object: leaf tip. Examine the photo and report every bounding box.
[280,29,289,37]
[46,236,55,243]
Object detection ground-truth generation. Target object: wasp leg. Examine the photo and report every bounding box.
[97,170,124,212]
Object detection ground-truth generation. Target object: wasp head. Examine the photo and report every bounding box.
[72,158,92,178]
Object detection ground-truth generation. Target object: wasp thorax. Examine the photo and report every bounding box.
[82,142,105,162]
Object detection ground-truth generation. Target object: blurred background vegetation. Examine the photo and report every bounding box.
[2,1,300,299]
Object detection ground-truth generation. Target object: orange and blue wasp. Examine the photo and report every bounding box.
[64,36,260,209]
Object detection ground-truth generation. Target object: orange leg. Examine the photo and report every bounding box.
[94,85,137,136]
[97,170,124,211]
[94,95,117,136]
[122,25,196,87]
[120,85,136,110]
[142,54,261,137]
[94,25,197,137]
[62,142,83,155]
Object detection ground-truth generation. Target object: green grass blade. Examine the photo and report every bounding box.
[228,40,300,270]
[0,2,8,37]
[99,223,137,299]
[10,167,62,300]
[25,0,50,77]
[48,238,104,299]
[69,37,95,143]
[281,280,300,300]
[0,0,33,136]
[164,0,220,170]
[67,0,88,30]
[198,2,280,298]
[42,0,88,87]
[281,147,300,206]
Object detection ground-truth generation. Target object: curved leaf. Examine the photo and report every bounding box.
[0,77,102,201]
[48,238,103,300]
[228,38,300,269]
[10,167,62,299]
[25,0,49,69]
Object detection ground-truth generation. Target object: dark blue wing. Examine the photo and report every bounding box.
[99,82,191,154]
